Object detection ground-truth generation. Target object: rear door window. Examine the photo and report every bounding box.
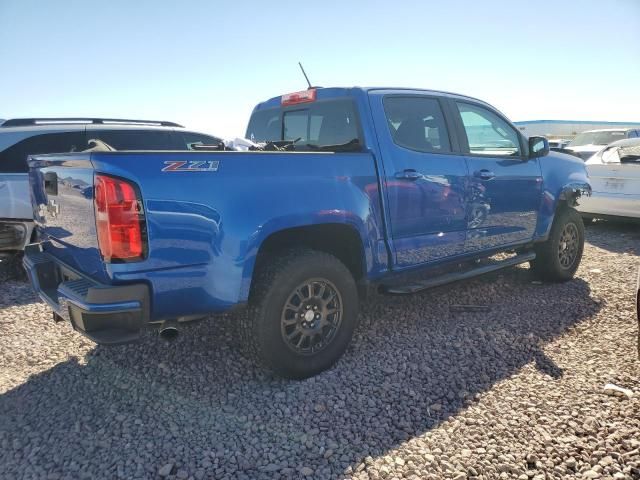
[87,130,183,150]
[0,131,86,173]
[383,96,452,153]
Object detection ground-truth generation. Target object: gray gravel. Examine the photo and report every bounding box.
[0,253,26,283]
[1,221,639,480]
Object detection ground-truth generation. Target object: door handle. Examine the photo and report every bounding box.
[474,169,495,181]
[395,169,422,180]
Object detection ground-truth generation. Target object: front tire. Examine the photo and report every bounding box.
[241,249,359,379]
[530,207,584,282]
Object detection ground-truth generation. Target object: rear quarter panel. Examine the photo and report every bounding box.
[90,151,387,318]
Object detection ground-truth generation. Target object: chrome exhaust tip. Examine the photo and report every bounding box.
[159,319,179,341]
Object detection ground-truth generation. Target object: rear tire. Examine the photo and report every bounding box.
[530,207,584,282]
[240,249,359,379]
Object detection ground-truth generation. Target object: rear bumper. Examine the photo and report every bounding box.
[23,243,150,345]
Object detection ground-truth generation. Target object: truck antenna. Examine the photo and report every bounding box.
[298,62,313,89]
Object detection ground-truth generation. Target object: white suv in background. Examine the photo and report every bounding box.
[0,118,222,258]
[565,128,640,160]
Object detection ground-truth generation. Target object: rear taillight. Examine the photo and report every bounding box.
[94,174,146,262]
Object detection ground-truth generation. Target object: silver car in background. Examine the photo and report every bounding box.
[577,138,640,221]
[566,128,640,160]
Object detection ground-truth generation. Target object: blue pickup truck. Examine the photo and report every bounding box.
[24,87,590,378]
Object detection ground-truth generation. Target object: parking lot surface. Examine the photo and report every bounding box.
[1,223,639,480]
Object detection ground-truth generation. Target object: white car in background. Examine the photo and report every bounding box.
[547,138,571,151]
[566,128,640,160]
[577,138,640,221]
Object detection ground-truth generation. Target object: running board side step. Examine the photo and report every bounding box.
[383,252,536,295]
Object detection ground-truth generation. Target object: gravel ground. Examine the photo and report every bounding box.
[0,221,638,480]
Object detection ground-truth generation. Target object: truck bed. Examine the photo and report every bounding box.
[28,150,385,320]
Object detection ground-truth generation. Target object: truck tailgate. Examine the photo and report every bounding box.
[29,154,107,282]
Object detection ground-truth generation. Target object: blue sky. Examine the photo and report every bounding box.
[1,0,639,138]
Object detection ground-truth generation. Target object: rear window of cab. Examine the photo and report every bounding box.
[246,99,362,151]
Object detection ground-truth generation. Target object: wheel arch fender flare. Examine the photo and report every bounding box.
[535,180,591,240]
[238,213,374,303]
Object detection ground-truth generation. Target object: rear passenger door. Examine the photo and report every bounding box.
[450,100,542,252]
[370,93,469,268]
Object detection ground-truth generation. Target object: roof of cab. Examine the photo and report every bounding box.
[252,86,495,112]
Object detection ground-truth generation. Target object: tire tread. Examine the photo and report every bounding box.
[531,207,584,282]
[238,248,357,378]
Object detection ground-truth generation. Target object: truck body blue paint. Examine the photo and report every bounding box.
[24,87,590,334]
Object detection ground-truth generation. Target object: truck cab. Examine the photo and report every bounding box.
[247,87,585,270]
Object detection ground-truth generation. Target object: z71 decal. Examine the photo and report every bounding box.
[162,160,220,172]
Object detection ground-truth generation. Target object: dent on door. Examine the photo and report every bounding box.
[369,93,470,268]
[464,158,542,251]
[454,101,542,251]
[387,168,468,266]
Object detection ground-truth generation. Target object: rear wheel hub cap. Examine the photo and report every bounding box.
[280,279,343,355]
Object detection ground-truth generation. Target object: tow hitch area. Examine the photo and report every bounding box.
[23,244,150,345]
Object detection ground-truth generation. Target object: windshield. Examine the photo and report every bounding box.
[245,99,362,152]
[569,130,626,147]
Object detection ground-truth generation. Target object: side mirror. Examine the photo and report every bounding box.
[529,136,549,158]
